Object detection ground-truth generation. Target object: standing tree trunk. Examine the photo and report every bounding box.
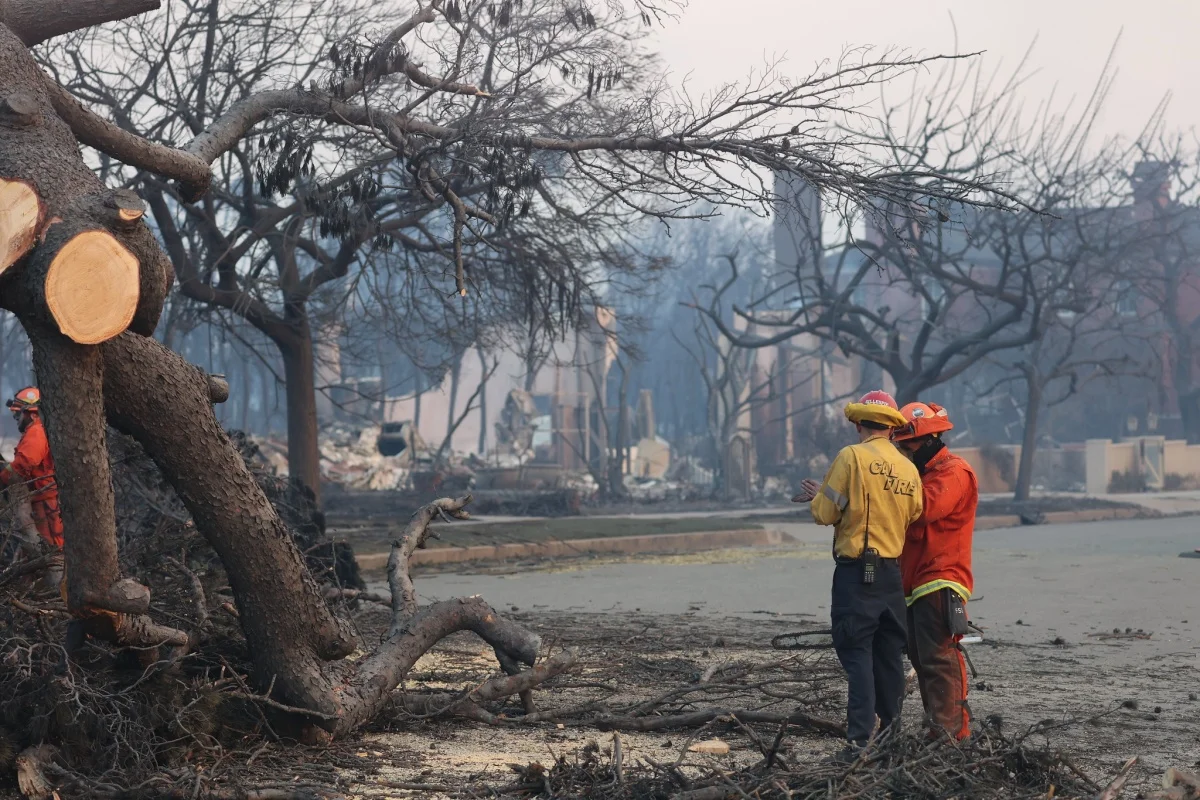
[239,348,251,430]
[609,362,629,493]
[1013,368,1042,502]
[376,338,389,426]
[257,362,271,434]
[477,346,488,455]
[278,320,322,505]
[28,329,123,609]
[445,349,462,456]
[413,372,422,429]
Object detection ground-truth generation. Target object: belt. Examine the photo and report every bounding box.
[834,555,899,565]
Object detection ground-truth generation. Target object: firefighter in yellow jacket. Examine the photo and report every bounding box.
[794,390,923,758]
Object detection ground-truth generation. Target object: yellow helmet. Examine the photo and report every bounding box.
[843,389,907,428]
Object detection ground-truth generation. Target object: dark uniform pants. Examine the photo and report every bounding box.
[906,589,970,740]
[830,559,907,746]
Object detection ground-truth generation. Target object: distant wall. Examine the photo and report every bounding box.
[1086,436,1200,493]
[1166,438,1200,479]
[954,443,1086,494]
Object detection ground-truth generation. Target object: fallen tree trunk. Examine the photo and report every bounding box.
[103,336,559,734]
[102,331,356,713]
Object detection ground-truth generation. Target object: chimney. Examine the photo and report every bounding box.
[1130,160,1171,212]
[772,171,822,275]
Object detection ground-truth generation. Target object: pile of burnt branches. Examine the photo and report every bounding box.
[492,725,1110,800]
[0,432,390,797]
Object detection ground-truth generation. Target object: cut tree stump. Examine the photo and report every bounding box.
[0,177,42,273]
[44,229,139,344]
[14,744,58,800]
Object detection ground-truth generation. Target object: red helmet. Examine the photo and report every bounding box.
[7,386,40,414]
[857,390,899,410]
[894,401,953,441]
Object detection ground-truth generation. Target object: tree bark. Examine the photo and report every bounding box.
[28,326,123,609]
[0,28,170,338]
[0,0,160,46]
[1014,374,1042,502]
[892,377,921,407]
[279,325,322,505]
[610,364,629,494]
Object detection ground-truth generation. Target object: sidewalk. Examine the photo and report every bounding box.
[992,489,1200,516]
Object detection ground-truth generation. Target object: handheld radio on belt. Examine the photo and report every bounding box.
[861,493,879,584]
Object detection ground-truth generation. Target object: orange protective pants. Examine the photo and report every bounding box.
[906,588,971,740]
[31,496,63,549]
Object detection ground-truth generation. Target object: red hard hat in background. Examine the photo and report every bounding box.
[7,386,40,413]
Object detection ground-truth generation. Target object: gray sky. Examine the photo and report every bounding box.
[650,0,1200,141]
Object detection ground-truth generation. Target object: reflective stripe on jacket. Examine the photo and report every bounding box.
[901,448,977,605]
[811,436,923,559]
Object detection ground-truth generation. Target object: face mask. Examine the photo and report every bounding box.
[911,436,946,473]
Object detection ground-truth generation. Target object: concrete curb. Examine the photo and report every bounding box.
[353,506,1151,571]
[356,528,789,571]
[973,515,1022,531]
[974,507,1145,530]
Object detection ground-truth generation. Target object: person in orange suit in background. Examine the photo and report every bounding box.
[892,401,978,741]
[0,387,63,550]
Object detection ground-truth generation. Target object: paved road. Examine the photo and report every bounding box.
[411,516,1200,663]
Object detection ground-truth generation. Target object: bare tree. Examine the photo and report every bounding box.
[681,255,857,499]
[702,55,1150,417]
[973,268,1149,500]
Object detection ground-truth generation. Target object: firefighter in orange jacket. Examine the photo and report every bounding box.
[893,402,978,741]
[0,387,63,549]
